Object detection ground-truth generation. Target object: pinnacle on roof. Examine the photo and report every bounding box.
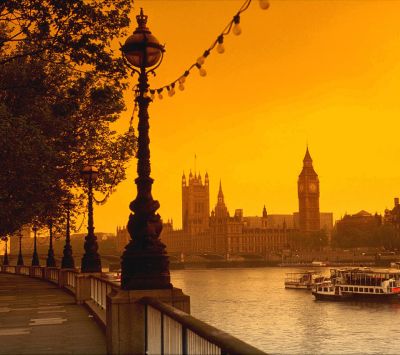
[303,146,312,163]
[218,180,224,198]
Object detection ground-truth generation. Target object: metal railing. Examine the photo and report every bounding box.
[142,297,266,355]
[65,270,78,293]
[4,266,16,274]
[47,268,59,283]
[19,266,30,275]
[90,275,118,310]
[32,266,44,278]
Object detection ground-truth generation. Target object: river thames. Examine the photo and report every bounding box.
[171,267,400,354]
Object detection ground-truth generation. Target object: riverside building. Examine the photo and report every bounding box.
[117,148,334,257]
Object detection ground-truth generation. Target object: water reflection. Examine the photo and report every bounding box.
[171,267,400,354]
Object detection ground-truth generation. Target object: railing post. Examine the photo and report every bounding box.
[106,288,190,355]
[161,312,164,355]
[182,326,188,355]
[75,273,100,304]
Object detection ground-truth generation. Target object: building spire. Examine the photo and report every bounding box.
[303,145,312,163]
[262,205,267,218]
[217,180,225,204]
[218,180,223,197]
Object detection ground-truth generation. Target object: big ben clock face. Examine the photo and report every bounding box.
[309,182,317,192]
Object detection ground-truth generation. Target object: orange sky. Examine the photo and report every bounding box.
[93,0,400,233]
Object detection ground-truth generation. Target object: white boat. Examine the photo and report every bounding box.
[311,261,327,267]
[312,268,400,302]
[284,271,326,290]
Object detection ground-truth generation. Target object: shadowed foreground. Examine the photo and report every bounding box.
[0,273,106,354]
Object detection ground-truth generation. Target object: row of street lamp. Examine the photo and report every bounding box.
[2,164,100,271]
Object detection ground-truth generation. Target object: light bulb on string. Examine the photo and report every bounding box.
[217,35,225,54]
[196,56,205,66]
[259,0,270,10]
[168,85,175,97]
[233,15,242,36]
[178,76,186,85]
[157,89,163,100]
[150,90,155,100]
[196,50,210,66]
[199,67,207,77]
[179,83,185,91]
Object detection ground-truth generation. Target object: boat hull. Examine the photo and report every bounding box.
[285,283,310,290]
[313,292,400,302]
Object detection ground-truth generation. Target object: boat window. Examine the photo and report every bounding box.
[354,287,358,292]
[380,289,384,293]
[369,288,373,293]
[375,289,379,293]
[349,287,353,291]
[323,287,328,292]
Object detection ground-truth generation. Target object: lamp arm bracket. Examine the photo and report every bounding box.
[146,51,164,77]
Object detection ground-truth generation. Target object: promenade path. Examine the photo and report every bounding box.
[0,273,106,354]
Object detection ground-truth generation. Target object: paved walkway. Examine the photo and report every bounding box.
[0,273,106,354]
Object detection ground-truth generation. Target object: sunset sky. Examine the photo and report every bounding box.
[94,0,400,233]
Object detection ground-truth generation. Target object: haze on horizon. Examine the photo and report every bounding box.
[94,0,400,233]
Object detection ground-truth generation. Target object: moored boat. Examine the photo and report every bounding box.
[312,268,400,302]
[285,271,326,290]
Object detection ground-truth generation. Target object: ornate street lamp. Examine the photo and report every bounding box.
[120,9,171,290]
[17,232,24,266]
[1,237,9,266]
[46,220,56,267]
[61,202,75,269]
[31,225,40,266]
[80,165,101,273]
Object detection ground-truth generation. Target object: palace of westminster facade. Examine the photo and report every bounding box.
[117,148,333,256]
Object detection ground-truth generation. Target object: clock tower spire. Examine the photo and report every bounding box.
[298,146,320,233]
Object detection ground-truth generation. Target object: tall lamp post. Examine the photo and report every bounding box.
[46,220,56,267]
[32,225,40,266]
[61,202,75,269]
[80,165,101,273]
[1,237,9,266]
[17,231,24,266]
[120,9,171,290]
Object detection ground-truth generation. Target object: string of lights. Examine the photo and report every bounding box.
[148,0,270,100]
[92,0,269,205]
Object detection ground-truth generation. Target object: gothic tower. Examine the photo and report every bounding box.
[214,181,229,219]
[298,147,320,232]
[182,171,210,236]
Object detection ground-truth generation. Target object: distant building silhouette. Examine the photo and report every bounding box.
[182,171,209,236]
[335,210,382,239]
[116,150,334,254]
[298,147,320,233]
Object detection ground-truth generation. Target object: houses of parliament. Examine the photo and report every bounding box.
[117,148,333,256]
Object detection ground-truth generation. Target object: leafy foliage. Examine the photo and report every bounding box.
[0,0,132,83]
[0,1,136,237]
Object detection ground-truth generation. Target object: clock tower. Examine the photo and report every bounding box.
[298,147,320,233]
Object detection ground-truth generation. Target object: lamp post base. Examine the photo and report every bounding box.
[17,255,24,266]
[31,252,39,266]
[81,254,101,273]
[46,251,56,267]
[61,245,75,269]
[121,241,172,290]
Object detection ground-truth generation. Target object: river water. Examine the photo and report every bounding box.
[170,267,400,354]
